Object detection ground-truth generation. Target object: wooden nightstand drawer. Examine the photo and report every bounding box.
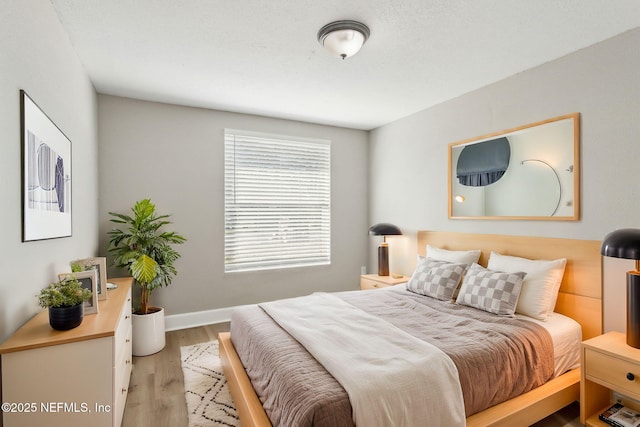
[360,274,409,290]
[361,277,391,290]
[586,347,640,399]
[581,332,640,425]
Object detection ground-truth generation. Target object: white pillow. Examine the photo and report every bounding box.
[487,251,567,320]
[426,245,481,265]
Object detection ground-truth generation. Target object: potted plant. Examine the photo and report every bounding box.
[108,198,186,356]
[38,277,92,330]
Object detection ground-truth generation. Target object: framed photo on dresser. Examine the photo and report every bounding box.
[58,270,98,314]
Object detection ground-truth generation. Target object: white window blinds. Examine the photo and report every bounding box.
[224,130,331,272]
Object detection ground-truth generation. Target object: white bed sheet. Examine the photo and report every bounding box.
[516,311,582,377]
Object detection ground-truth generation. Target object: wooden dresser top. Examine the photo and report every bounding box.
[0,277,132,354]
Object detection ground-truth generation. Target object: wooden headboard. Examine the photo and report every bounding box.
[417,231,603,340]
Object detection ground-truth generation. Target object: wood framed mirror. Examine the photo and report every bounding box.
[448,113,580,220]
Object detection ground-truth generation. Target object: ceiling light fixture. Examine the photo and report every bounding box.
[317,20,370,59]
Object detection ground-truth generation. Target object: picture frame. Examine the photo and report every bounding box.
[72,257,108,300]
[58,270,98,315]
[21,90,72,241]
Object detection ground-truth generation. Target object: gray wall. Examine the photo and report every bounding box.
[369,28,640,332]
[97,95,368,316]
[0,1,98,341]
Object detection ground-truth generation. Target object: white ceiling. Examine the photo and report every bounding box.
[50,0,640,130]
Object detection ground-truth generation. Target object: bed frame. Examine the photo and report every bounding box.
[219,231,603,427]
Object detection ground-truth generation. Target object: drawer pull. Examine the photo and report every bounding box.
[125,315,130,320]
[126,359,131,364]
[627,372,636,381]
[126,338,131,343]
[122,388,127,394]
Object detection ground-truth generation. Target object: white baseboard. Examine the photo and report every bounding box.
[165,306,242,331]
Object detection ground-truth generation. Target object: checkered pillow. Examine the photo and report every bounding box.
[455,263,526,316]
[407,258,467,301]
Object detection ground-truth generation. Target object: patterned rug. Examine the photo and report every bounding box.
[180,340,239,427]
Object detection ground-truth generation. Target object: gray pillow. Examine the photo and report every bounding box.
[407,258,467,301]
[455,263,526,316]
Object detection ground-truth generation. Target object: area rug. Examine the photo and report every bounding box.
[180,340,239,427]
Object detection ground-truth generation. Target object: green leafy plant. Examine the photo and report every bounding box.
[70,261,83,272]
[107,199,186,315]
[38,277,92,308]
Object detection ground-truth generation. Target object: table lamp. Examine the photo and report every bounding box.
[368,223,402,276]
[601,228,640,348]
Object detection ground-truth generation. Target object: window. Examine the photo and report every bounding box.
[224,129,330,272]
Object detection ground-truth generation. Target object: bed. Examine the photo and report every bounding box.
[219,231,602,426]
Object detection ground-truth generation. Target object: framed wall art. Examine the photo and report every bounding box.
[21,90,72,241]
[59,271,98,315]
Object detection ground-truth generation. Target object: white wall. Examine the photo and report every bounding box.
[369,28,640,332]
[0,1,98,341]
[97,95,368,317]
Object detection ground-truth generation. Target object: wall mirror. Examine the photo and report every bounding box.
[448,113,580,220]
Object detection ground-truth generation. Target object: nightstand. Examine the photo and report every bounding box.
[360,274,409,290]
[581,331,640,426]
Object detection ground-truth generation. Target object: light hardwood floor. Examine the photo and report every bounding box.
[122,323,230,427]
[122,323,582,427]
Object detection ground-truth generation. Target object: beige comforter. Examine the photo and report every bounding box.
[261,293,465,427]
[230,286,554,427]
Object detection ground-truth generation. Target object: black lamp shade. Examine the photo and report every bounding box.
[601,228,640,260]
[368,223,402,236]
[601,228,640,348]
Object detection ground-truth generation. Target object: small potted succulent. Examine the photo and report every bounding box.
[38,276,92,330]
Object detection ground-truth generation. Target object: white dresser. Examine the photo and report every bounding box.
[0,277,133,427]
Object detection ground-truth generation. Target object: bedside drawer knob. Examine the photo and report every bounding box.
[627,372,635,381]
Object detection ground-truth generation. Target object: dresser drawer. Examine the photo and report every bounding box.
[114,289,132,362]
[115,324,132,371]
[114,326,133,427]
[585,347,640,399]
[360,277,390,290]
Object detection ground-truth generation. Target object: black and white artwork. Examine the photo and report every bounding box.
[21,90,72,241]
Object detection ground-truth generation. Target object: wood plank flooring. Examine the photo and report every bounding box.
[121,323,582,427]
[122,323,230,427]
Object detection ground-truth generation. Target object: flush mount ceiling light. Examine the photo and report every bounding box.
[317,20,370,59]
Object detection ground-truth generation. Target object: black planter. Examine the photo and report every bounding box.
[48,304,84,330]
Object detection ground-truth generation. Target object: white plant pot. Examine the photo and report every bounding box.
[132,307,166,356]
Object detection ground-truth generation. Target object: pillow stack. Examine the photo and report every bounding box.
[406,246,567,319]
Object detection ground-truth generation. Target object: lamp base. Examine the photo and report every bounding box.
[378,243,389,276]
[627,271,640,348]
